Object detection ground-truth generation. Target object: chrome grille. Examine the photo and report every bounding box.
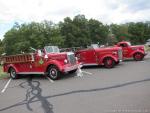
[118,49,123,60]
[67,53,76,65]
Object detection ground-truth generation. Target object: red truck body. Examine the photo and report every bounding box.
[75,44,123,68]
[1,46,78,80]
[116,41,147,61]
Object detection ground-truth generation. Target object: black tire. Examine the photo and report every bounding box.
[9,68,18,79]
[69,69,77,74]
[47,65,61,80]
[133,53,144,61]
[104,57,115,68]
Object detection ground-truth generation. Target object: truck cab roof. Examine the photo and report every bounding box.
[117,41,131,47]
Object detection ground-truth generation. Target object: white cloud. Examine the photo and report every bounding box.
[0,0,150,39]
[0,0,150,23]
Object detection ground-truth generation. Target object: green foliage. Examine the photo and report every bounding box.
[60,15,109,47]
[3,21,64,55]
[0,40,4,55]
[2,15,150,55]
[128,22,150,44]
[0,66,8,79]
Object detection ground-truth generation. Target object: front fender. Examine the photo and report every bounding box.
[130,50,145,57]
[99,55,119,64]
[44,60,63,72]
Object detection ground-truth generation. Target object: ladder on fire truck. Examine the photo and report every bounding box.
[0,53,35,64]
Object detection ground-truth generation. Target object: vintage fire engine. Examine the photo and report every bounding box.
[1,46,78,80]
[75,44,123,68]
[115,41,147,61]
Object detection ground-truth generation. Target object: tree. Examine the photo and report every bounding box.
[88,19,109,44]
[3,21,64,55]
[128,22,150,44]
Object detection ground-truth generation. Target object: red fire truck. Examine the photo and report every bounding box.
[116,41,147,61]
[75,44,123,68]
[1,46,79,80]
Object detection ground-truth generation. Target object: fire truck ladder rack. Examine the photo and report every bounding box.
[1,53,35,64]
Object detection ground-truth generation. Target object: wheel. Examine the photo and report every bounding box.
[69,69,77,74]
[133,53,144,61]
[47,65,61,80]
[9,68,18,79]
[104,57,115,68]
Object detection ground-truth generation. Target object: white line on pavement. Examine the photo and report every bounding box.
[45,76,54,83]
[82,71,92,75]
[1,78,12,93]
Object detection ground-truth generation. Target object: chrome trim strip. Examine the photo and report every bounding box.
[64,65,78,72]
[83,63,98,66]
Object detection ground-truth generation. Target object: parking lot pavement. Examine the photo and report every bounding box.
[0,56,150,113]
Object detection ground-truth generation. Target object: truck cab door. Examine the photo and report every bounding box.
[119,43,129,58]
[31,50,45,72]
[81,49,97,64]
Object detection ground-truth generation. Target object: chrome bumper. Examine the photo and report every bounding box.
[64,64,78,72]
[119,59,123,62]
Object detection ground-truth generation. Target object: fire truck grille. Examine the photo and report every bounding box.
[118,49,123,60]
[67,53,76,65]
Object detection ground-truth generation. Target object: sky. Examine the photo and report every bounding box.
[0,0,150,40]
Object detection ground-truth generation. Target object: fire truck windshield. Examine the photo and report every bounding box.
[90,44,99,49]
[44,46,60,53]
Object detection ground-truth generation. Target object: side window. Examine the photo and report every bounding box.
[119,44,127,47]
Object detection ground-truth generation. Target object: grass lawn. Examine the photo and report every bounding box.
[145,45,150,51]
[0,66,8,79]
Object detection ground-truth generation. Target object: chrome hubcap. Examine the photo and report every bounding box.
[50,68,57,78]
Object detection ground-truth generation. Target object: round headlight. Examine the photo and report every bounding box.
[64,59,68,64]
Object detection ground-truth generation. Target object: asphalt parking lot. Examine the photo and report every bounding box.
[0,54,150,113]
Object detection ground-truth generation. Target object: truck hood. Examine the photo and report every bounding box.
[131,45,144,48]
[47,52,75,60]
[130,45,145,51]
[47,52,67,60]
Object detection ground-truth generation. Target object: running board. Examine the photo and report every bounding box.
[17,72,45,75]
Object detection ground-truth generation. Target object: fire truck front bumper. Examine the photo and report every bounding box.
[119,59,123,62]
[63,64,79,73]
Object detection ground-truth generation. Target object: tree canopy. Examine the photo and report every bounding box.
[1,15,150,55]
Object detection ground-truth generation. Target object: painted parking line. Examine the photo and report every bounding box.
[1,78,12,93]
[76,67,93,77]
[82,71,92,75]
[45,76,54,83]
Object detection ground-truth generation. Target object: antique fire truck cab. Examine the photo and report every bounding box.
[75,44,123,68]
[1,46,78,80]
[116,41,147,61]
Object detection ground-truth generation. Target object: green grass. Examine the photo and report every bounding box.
[0,66,8,79]
[145,45,150,51]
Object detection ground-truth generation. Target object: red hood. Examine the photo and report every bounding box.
[131,45,144,48]
[47,52,67,60]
